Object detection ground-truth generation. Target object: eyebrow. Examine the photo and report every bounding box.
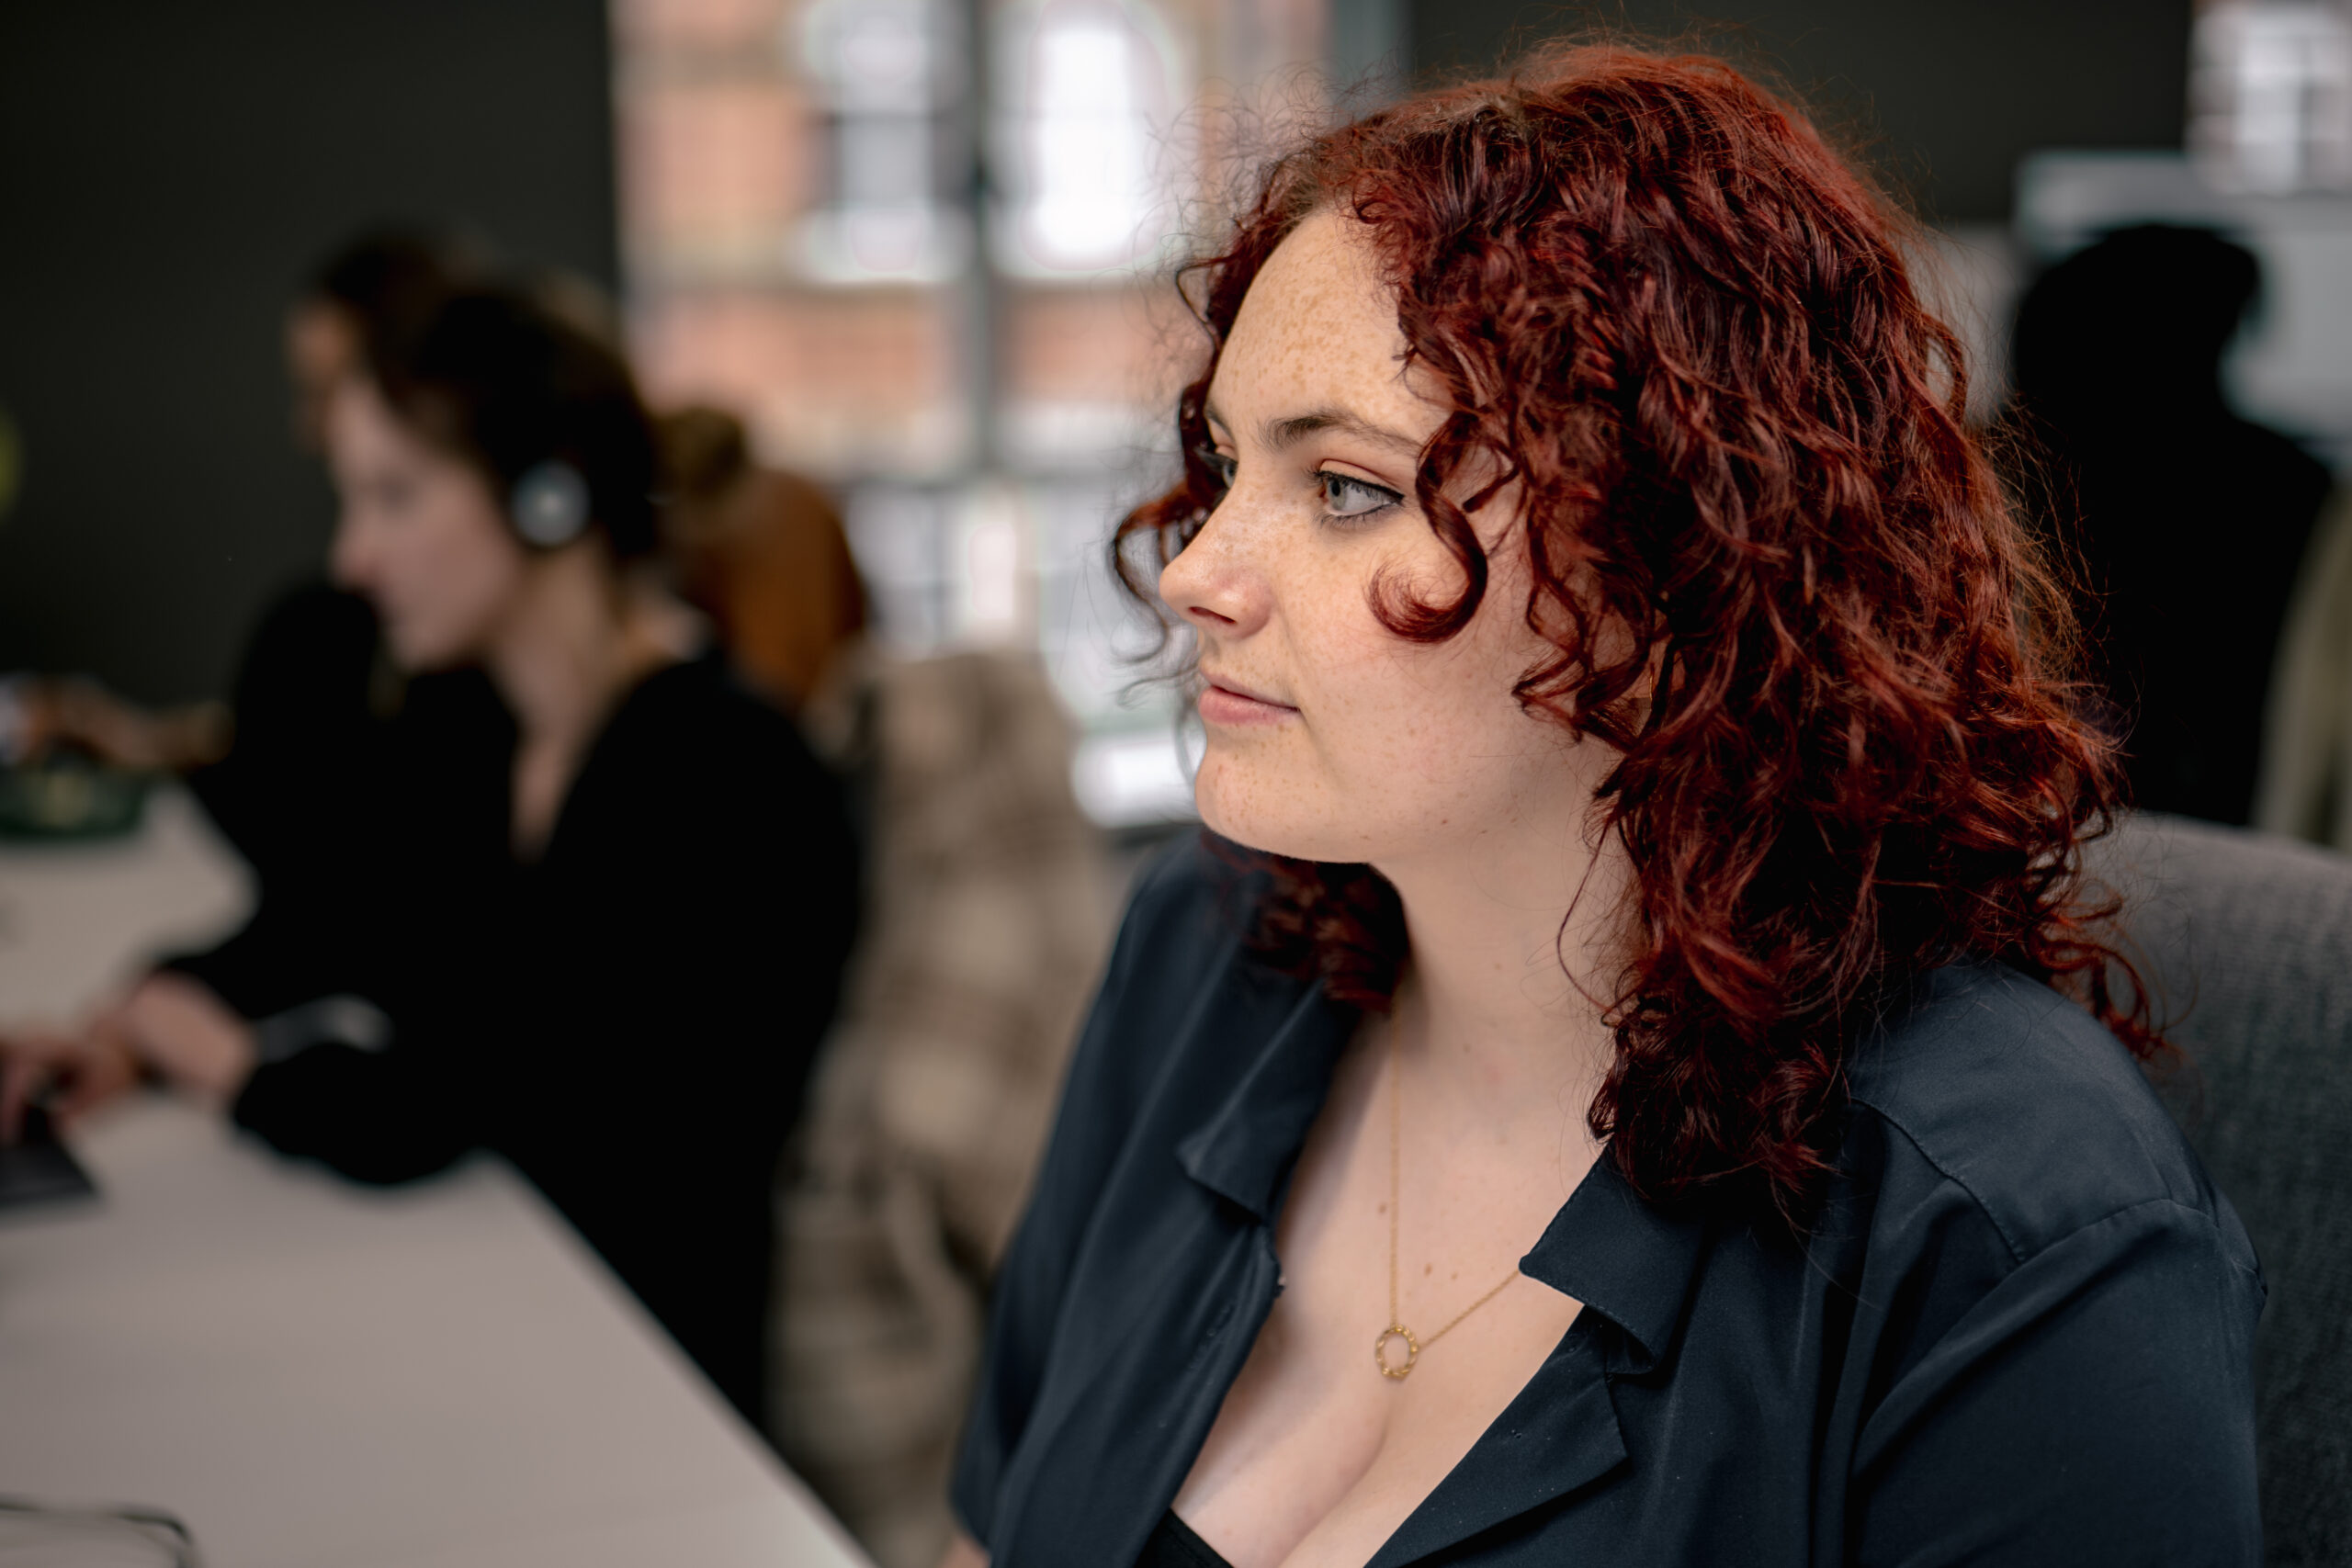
[1202,400,1424,460]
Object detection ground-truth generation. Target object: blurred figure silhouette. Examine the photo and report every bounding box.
[657,405,869,716]
[195,230,492,882]
[2008,224,2333,825]
[1,288,859,1428]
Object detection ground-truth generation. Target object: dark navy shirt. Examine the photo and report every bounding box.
[951,837,2265,1566]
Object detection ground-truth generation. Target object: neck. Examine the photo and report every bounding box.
[483,546,661,752]
[1375,787,1630,1126]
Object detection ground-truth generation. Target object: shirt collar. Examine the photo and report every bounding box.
[1175,973,1358,1222]
[1172,963,1713,1371]
[1521,1152,1713,1373]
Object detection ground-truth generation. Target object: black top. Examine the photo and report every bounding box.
[186,581,385,884]
[1136,1511,1232,1568]
[951,837,2265,1567]
[173,656,859,1426]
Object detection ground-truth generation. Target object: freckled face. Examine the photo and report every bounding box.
[1158,209,1593,869]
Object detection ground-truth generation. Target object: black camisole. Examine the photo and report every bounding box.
[1135,1511,1234,1568]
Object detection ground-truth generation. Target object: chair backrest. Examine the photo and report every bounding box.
[772,648,1112,1568]
[2091,813,2352,1566]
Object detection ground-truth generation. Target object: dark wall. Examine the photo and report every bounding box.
[0,0,618,703]
[1409,0,2193,224]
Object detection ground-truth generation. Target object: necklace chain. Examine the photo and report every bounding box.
[1378,1017,1520,1381]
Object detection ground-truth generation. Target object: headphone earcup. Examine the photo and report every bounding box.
[510,460,592,547]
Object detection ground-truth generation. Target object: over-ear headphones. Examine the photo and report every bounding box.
[510,459,592,548]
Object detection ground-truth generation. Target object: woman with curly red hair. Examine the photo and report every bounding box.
[946,45,2262,1568]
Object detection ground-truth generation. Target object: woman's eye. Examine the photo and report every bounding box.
[1204,451,1238,491]
[1317,470,1400,520]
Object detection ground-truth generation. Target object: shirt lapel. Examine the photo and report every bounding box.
[1521,1155,1713,1377]
[1369,1327,1628,1566]
[1369,1156,1715,1563]
[1174,977,1359,1221]
[994,962,1359,1567]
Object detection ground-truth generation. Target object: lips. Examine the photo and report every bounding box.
[1197,671,1298,727]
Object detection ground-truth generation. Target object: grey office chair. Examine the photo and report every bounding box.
[2092,814,2352,1567]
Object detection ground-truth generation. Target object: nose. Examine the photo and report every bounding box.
[1159,495,1272,642]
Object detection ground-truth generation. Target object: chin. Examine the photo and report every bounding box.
[1194,755,1355,864]
[383,623,464,674]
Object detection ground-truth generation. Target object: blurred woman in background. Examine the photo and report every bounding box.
[2,287,858,1427]
[193,229,491,880]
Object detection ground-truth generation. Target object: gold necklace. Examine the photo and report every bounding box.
[1374,1019,1521,1381]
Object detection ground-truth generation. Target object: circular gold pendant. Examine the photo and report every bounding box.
[1374,1323,1419,1380]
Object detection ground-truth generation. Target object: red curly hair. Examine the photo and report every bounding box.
[1114,44,2153,1224]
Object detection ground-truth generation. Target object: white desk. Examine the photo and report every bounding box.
[0,785,254,1030]
[0,788,869,1568]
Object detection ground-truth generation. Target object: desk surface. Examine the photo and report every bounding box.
[0,791,868,1568]
[0,785,253,1030]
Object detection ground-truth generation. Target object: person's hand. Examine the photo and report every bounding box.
[113,973,258,1111]
[0,1014,142,1144]
[1,675,230,771]
[49,678,231,771]
[0,975,257,1142]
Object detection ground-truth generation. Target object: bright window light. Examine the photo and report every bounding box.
[2194,1,2352,192]
[995,0,1186,276]
[1029,21,1148,264]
